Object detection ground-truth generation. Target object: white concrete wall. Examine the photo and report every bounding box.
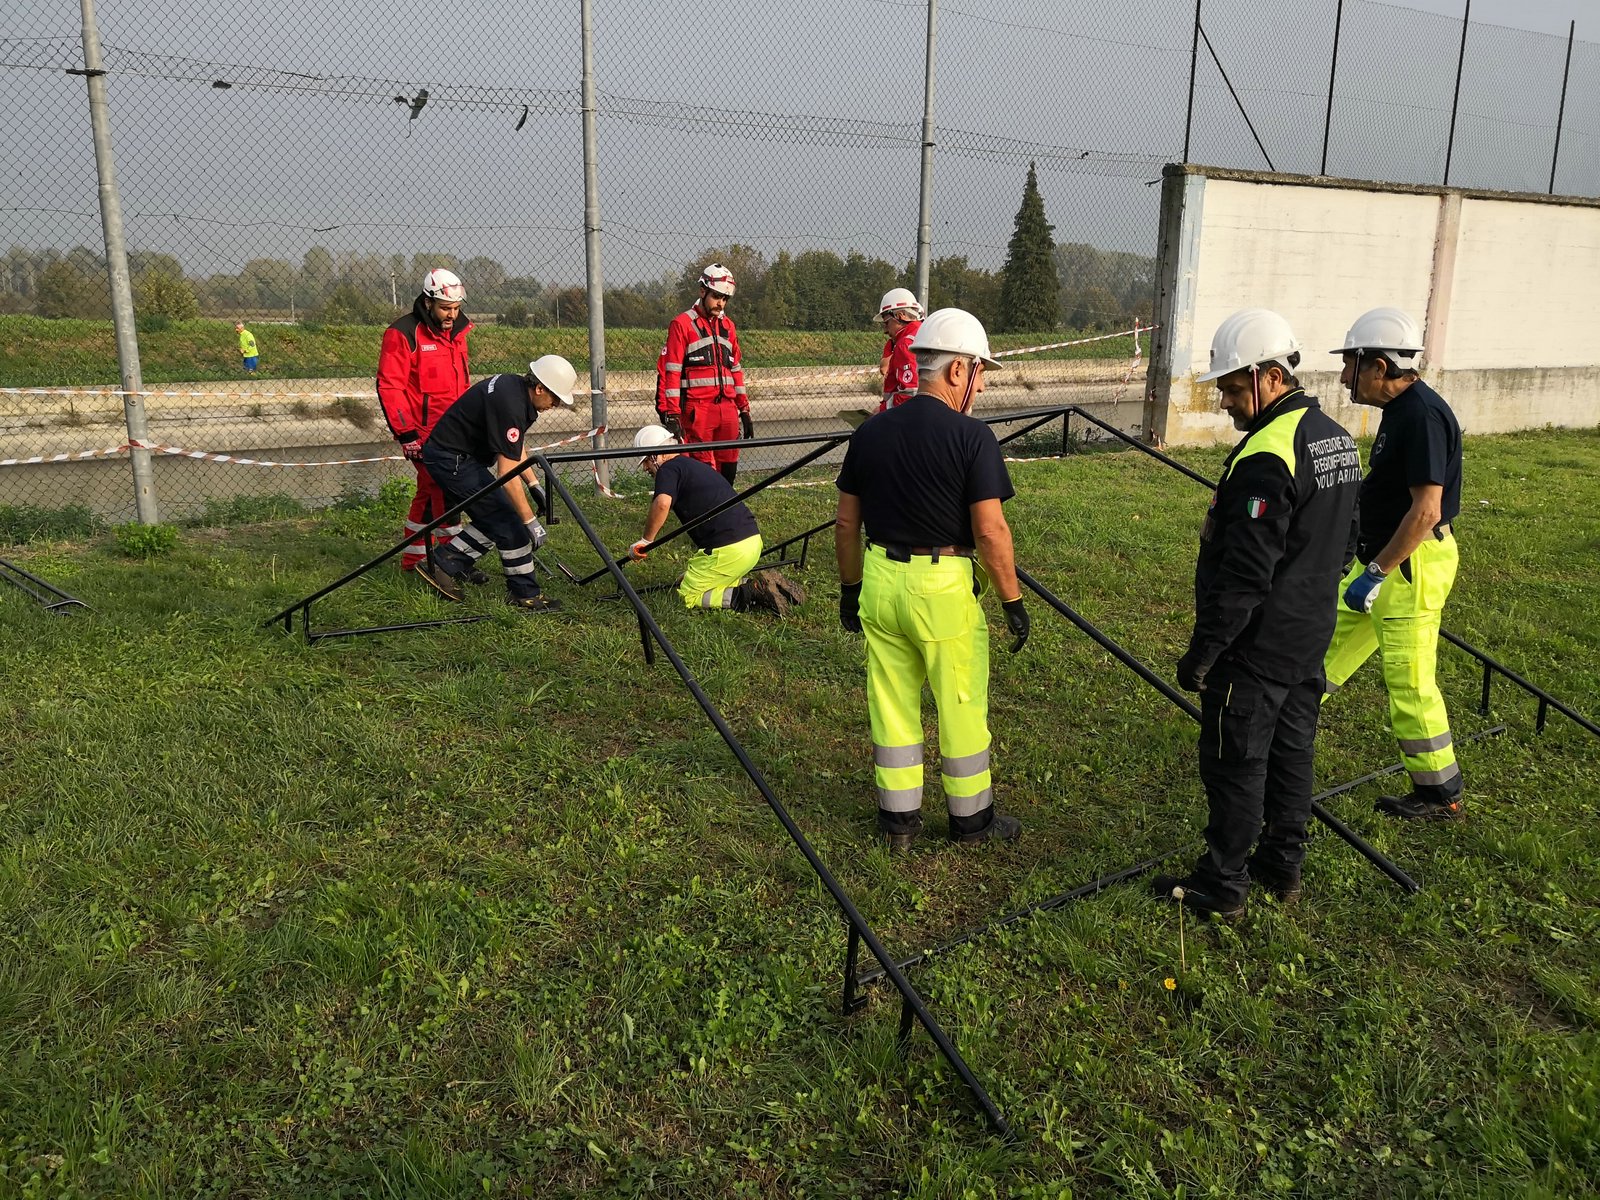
[1148,167,1600,445]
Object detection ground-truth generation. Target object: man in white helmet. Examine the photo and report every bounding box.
[834,307,1029,852]
[876,288,924,411]
[1323,307,1465,821]
[417,355,577,612]
[377,267,473,574]
[655,263,753,485]
[629,425,803,615]
[1153,309,1361,918]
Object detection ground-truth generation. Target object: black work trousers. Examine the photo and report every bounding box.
[420,446,542,600]
[1192,663,1323,906]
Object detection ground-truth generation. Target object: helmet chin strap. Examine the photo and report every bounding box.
[1250,364,1261,423]
[959,357,979,415]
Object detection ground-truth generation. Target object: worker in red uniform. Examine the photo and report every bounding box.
[655,263,752,485]
[876,288,924,412]
[377,268,473,573]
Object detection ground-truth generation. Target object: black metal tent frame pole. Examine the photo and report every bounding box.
[534,452,1013,1139]
[262,450,578,642]
[1059,405,1600,744]
[0,556,90,613]
[850,723,1506,993]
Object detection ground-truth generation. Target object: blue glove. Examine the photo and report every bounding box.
[1343,561,1387,613]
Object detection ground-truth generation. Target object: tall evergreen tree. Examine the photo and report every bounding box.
[996,162,1058,333]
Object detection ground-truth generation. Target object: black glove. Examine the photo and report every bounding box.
[839,581,862,633]
[397,434,424,462]
[739,411,754,440]
[1176,648,1209,692]
[1001,596,1029,652]
[661,413,682,439]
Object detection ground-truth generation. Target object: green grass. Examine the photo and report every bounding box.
[0,315,1135,387]
[0,429,1596,1197]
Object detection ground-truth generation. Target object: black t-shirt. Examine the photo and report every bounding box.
[1358,378,1462,552]
[835,394,1014,547]
[654,455,759,551]
[425,373,537,463]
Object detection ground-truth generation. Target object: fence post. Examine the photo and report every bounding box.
[78,0,158,524]
[1183,0,1201,162]
[914,0,937,310]
[580,0,609,491]
[1320,0,1344,175]
[1443,0,1471,186]
[1549,20,1575,194]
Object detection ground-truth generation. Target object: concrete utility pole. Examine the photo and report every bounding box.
[79,0,158,523]
[580,0,610,490]
[914,0,938,311]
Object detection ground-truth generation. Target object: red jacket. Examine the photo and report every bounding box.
[656,304,748,418]
[377,294,473,443]
[879,319,922,411]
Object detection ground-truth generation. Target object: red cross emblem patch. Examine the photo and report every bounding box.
[506,427,520,443]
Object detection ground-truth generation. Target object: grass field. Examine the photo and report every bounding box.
[1,428,1597,1197]
[0,316,1137,388]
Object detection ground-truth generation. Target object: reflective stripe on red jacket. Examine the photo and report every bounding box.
[376,294,473,442]
[656,305,748,418]
[878,319,921,412]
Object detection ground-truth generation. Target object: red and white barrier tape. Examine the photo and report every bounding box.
[0,443,131,468]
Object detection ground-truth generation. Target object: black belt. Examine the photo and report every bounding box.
[870,541,974,563]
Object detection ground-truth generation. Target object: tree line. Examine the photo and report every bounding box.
[0,167,1154,333]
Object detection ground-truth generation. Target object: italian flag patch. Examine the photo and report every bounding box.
[1245,497,1267,519]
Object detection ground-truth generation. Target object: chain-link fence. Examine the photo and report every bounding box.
[1,0,1595,528]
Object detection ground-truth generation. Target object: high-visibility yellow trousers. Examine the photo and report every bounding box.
[861,545,994,835]
[678,533,762,610]
[1324,533,1462,801]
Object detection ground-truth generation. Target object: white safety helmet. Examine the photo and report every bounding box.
[633,424,677,452]
[877,287,923,321]
[526,354,577,407]
[1331,306,1424,371]
[699,263,736,298]
[421,268,465,303]
[1197,308,1301,383]
[909,307,1000,368]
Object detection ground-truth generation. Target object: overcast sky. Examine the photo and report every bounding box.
[2,0,1595,288]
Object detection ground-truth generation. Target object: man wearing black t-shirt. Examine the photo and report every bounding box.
[1324,308,1466,820]
[628,424,803,614]
[834,308,1029,851]
[418,355,577,612]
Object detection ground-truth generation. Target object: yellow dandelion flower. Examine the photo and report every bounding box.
[1163,977,1177,991]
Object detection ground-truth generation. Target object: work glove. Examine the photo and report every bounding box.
[1343,561,1387,613]
[526,517,548,549]
[739,411,754,440]
[661,414,683,439]
[1001,596,1029,653]
[629,539,652,562]
[1175,648,1209,692]
[839,581,862,633]
[398,436,424,462]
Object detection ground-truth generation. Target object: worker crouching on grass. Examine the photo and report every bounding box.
[1155,309,1361,918]
[629,425,804,615]
[1323,307,1466,821]
[417,356,577,613]
[834,308,1030,852]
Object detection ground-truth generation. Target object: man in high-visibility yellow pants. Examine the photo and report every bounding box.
[1324,307,1466,820]
[834,308,1029,852]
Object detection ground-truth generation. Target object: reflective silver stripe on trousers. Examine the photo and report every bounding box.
[451,527,494,558]
[941,746,990,779]
[1398,731,1453,754]
[1409,762,1462,786]
[1323,679,1342,695]
[699,587,736,609]
[947,788,993,819]
[876,784,923,813]
[874,743,923,769]
[502,546,536,577]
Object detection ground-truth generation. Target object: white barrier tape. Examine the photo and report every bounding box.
[0,444,130,468]
[0,387,372,399]
[112,425,607,470]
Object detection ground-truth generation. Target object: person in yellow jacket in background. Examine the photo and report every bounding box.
[235,322,259,374]
[834,307,1029,852]
[1323,307,1466,821]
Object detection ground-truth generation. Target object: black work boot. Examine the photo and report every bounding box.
[507,593,562,613]
[1248,866,1303,905]
[950,810,1022,846]
[1150,873,1246,921]
[877,810,922,853]
[742,573,789,617]
[766,570,806,610]
[1375,793,1465,821]
[418,561,465,602]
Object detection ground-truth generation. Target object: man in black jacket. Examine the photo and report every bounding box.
[1155,309,1362,917]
